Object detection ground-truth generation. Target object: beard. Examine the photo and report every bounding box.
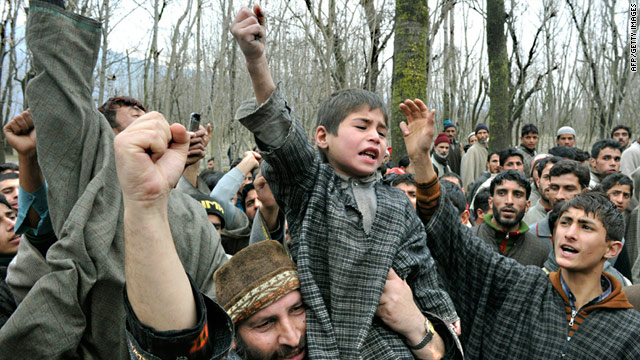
[236,334,306,360]
[493,203,526,229]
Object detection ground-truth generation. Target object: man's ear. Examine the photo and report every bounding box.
[460,209,470,225]
[488,196,493,208]
[315,125,329,150]
[589,157,596,169]
[604,241,623,260]
[525,199,531,213]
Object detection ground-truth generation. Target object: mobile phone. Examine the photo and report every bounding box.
[189,113,201,132]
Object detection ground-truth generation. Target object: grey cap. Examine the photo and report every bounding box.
[557,126,576,137]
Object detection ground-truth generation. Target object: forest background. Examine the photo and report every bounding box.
[0,0,637,166]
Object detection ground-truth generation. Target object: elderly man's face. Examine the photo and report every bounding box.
[236,290,307,360]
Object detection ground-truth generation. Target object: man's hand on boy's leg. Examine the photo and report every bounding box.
[376,268,445,359]
[231,4,275,105]
[399,99,437,183]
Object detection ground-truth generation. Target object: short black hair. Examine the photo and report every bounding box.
[548,146,577,160]
[442,180,467,215]
[574,149,590,163]
[549,160,590,189]
[490,170,531,200]
[611,125,631,139]
[398,155,411,168]
[521,124,539,137]
[0,172,19,183]
[316,88,388,135]
[97,96,147,130]
[207,157,215,163]
[591,139,623,159]
[390,173,415,187]
[240,183,256,210]
[204,172,224,191]
[598,173,634,195]
[0,163,18,174]
[558,191,625,242]
[499,148,524,167]
[440,172,463,188]
[473,188,491,217]
[487,150,500,162]
[230,158,243,169]
[536,156,562,178]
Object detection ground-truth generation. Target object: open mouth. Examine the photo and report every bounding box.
[359,150,377,160]
[281,349,305,360]
[560,245,579,255]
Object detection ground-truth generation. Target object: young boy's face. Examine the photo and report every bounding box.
[317,107,387,178]
[553,207,620,274]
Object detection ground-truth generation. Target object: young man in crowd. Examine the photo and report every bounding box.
[389,173,417,210]
[588,139,622,188]
[465,150,500,205]
[611,125,632,151]
[523,156,561,226]
[0,195,18,267]
[399,99,640,358]
[517,124,539,177]
[231,5,460,358]
[0,173,18,211]
[556,126,577,147]
[471,170,548,266]
[461,123,489,191]
[529,160,629,285]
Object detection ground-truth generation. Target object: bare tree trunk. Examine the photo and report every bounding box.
[486,0,510,150]
[391,0,429,162]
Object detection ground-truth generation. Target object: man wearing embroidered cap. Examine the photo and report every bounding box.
[557,126,576,147]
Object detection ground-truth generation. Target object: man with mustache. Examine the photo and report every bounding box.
[470,170,548,266]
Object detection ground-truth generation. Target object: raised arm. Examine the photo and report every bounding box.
[230,4,275,105]
[114,112,195,331]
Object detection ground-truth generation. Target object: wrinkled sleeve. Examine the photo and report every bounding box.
[16,183,53,236]
[125,274,233,360]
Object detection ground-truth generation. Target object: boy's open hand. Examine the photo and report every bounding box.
[399,99,436,162]
[231,4,267,65]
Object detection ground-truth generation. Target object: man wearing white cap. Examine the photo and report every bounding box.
[556,126,576,147]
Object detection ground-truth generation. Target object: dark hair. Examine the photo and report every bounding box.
[207,157,215,163]
[473,188,491,217]
[398,155,411,168]
[97,96,147,130]
[229,158,243,169]
[390,173,415,187]
[574,149,590,163]
[536,156,562,178]
[549,160,590,189]
[548,146,577,160]
[591,139,623,159]
[611,125,631,139]
[441,180,467,215]
[0,163,18,174]
[558,191,625,242]
[598,173,634,195]
[521,124,539,137]
[0,172,19,183]
[499,148,524,167]
[240,183,256,210]
[490,170,531,199]
[0,194,11,210]
[204,172,225,191]
[440,172,463,188]
[487,150,500,162]
[316,88,388,135]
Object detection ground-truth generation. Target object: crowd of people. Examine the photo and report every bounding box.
[0,1,639,359]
